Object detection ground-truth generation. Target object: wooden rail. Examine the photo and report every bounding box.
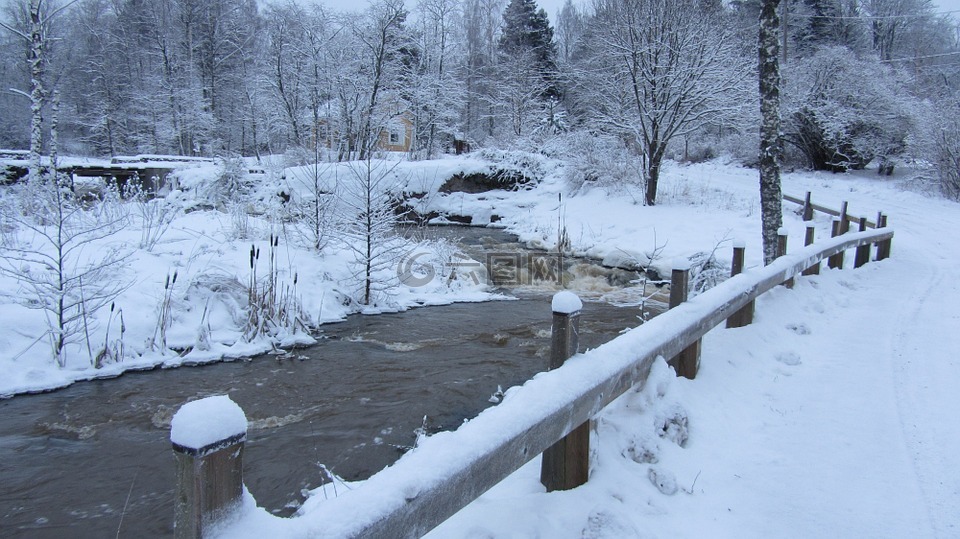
[784,191,881,229]
[173,227,894,538]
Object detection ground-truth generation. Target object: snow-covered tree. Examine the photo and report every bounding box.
[864,0,937,61]
[460,0,504,141]
[576,0,749,205]
[0,177,130,367]
[554,0,585,65]
[349,0,411,160]
[783,46,918,172]
[0,0,75,180]
[407,0,464,157]
[498,0,556,87]
[931,100,960,200]
[337,159,406,305]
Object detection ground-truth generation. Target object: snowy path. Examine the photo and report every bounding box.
[878,210,960,537]
[425,171,960,537]
[794,176,960,536]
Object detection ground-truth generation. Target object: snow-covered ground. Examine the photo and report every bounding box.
[3,154,959,536]
[211,158,958,537]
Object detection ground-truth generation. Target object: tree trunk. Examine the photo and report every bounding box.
[645,159,660,206]
[29,0,45,183]
[758,0,784,265]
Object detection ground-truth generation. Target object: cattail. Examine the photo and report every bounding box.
[164,274,170,290]
[293,273,298,285]
[249,245,255,268]
[274,236,279,247]
[172,270,178,285]
[110,302,115,312]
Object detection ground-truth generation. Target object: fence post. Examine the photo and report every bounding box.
[877,214,892,260]
[540,291,588,492]
[828,219,844,269]
[839,201,850,234]
[171,395,247,539]
[777,228,793,288]
[668,261,700,379]
[855,216,870,268]
[726,241,754,329]
[802,225,819,276]
[802,191,813,221]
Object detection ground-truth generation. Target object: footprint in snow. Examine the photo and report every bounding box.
[648,466,678,496]
[786,323,810,335]
[775,352,802,366]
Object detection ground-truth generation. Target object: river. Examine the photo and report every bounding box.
[0,227,665,538]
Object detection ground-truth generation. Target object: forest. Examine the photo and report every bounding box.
[2,0,960,201]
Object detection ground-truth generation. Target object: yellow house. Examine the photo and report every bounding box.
[313,109,415,154]
[378,112,415,153]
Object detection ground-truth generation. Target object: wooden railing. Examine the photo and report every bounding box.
[784,191,888,231]
[171,218,894,539]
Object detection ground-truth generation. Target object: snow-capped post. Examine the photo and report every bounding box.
[668,260,700,379]
[877,214,892,260]
[855,217,871,268]
[171,395,248,539]
[802,225,820,276]
[828,219,844,269]
[727,241,755,329]
[777,228,793,288]
[540,291,587,492]
[802,191,813,221]
[839,201,850,234]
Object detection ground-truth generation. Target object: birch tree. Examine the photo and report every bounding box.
[0,0,76,181]
[759,0,783,265]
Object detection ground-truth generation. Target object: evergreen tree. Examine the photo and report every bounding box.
[498,0,558,98]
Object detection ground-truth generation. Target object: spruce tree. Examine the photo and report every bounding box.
[499,0,559,98]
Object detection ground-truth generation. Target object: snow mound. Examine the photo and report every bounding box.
[170,395,247,450]
[552,291,583,314]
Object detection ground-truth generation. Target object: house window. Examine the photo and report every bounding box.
[389,130,402,145]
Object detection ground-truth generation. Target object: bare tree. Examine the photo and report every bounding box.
[336,159,406,305]
[490,51,551,138]
[0,179,130,367]
[409,0,463,157]
[348,0,409,160]
[460,0,505,141]
[578,0,749,205]
[286,152,335,251]
[864,0,936,61]
[554,0,586,65]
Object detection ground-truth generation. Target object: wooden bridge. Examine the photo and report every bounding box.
[1,153,214,193]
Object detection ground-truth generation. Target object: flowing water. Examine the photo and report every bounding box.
[0,227,666,538]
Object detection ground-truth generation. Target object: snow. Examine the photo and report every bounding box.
[671,258,692,271]
[170,395,247,450]
[551,290,583,314]
[3,154,960,537]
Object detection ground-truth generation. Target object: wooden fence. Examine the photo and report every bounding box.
[171,198,894,538]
